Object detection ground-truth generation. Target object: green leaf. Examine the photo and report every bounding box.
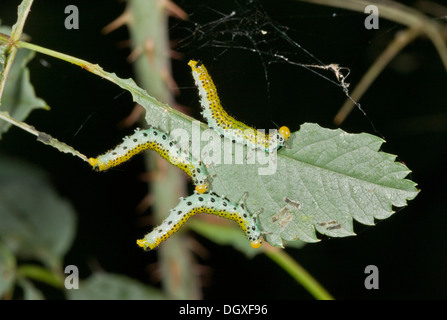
[0,242,16,298]
[208,123,419,247]
[0,26,49,138]
[0,155,76,269]
[66,273,166,300]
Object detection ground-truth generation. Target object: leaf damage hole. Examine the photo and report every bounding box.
[271,206,293,229]
[317,220,342,230]
[283,197,301,210]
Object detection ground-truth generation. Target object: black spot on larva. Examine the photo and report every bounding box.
[223,202,227,206]
[187,202,192,206]
[162,134,167,140]
[197,168,201,173]
[158,229,163,233]
[133,138,138,142]
[220,134,224,138]
[168,221,172,225]
[210,197,215,203]
[243,214,247,218]
[169,142,173,147]
[123,146,127,150]
[112,152,117,155]
[198,197,204,202]
[252,226,255,230]
[177,211,183,215]
[153,131,158,135]
[240,204,245,209]
[143,133,148,137]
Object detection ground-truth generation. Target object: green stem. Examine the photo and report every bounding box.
[127,0,201,299]
[0,0,34,100]
[0,110,39,136]
[264,246,334,300]
[10,0,34,43]
[17,264,64,289]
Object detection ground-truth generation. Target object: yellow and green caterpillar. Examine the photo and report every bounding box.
[188,60,291,152]
[88,127,210,194]
[137,191,263,250]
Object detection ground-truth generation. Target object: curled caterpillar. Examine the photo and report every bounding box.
[136,191,264,250]
[188,60,291,151]
[88,127,210,194]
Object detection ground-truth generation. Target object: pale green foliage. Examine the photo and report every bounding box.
[209,123,419,247]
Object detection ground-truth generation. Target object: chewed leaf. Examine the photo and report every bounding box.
[208,123,419,247]
[69,58,419,248]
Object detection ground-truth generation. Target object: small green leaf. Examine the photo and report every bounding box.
[0,155,76,269]
[66,273,166,300]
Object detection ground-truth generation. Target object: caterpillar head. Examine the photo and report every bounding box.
[279,126,291,141]
[136,238,147,249]
[241,201,264,249]
[188,59,202,70]
[195,181,210,194]
[136,238,158,250]
[88,157,105,171]
[248,215,264,249]
[250,234,264,249]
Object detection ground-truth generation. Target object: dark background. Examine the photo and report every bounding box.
[1,0,446,299]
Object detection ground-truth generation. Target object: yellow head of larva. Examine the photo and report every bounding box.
[88,158,99,167]
[250,239,263,249]
[279,126,291,141]
[136,239,147,248]
[195,182,210,194]
[88,157,107,171]
[188,60,207,73]
[188,60,199,69]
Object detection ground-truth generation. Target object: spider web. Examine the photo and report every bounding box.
[172,0,353,103]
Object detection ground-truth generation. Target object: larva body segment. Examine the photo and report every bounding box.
[137,191,263,250]
[188,60,291,151]
[88,127,210,194]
